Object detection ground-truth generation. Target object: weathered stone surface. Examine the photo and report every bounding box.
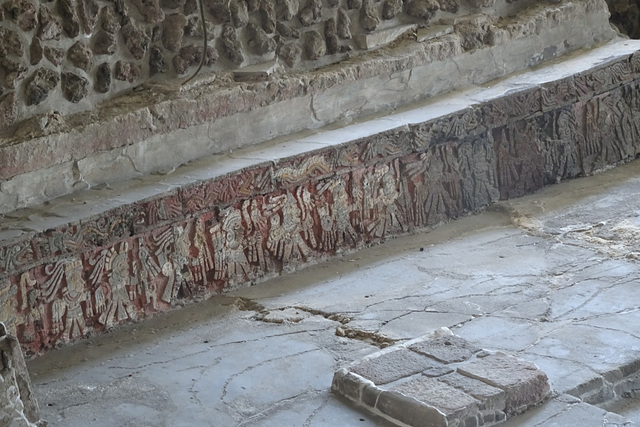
[324,18,339,55]
[351,348,443,385]
[122,21,151,60]
[221,24,245,65]
[0,27,22,57]
[347,0,362,10]
[438,0,459,13]
[405,0,439,20]
[0,323,42,427]
[78,0,99,34]
[95,62,111,93]
[25,67,59,105]
[162,0,186,8]
[0,93,17,128]
[354,23,414,49]
[204,0,229,22]
[440,372,506,411]
[382,0,402,20]
[278,42,301,67]
[100,5,121,33]
[260,0,276,33]
[456,18,492,51]
[44,46,64,66]
[458,353,551,416]
[68,41,93,72]
[0,59,27,89]
[608,0,640,38]
[114,61,141,82]
[3,0,37,31]
[409,334,481,363]
[149,47,166,76]
[93,30,117,55]
[247,23,276,55]
[360,0,379,32]
[276,22,300,38]
[230,0,248,27]
[304,30,325,60]
[37,6,63,40]
[58,0,81,37]
[337,7,351,39]
[299,0,322,26]
[184,0,197,14]
[375,390,447,427]
[279,0,298,20]
[29,38,42,66]
[132,0,165,23]
[173,45,217,74]
[393,376,479,416]
[163,13,187,52]
[61,72,89,103]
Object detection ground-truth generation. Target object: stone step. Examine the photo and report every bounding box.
[1,40,640,355]
[331,328,551,427]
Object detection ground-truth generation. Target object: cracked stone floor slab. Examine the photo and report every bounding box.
[27,159,640,426]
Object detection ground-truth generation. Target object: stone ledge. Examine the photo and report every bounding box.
[331,328,551,427]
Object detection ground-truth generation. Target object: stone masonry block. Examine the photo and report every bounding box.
[331,368,364,402]
[375,390,447,427]
[409,334,481,363]
[457,352,551,416]
[351,348,445,385]
[392,375,479,418]
[439,372,506,412]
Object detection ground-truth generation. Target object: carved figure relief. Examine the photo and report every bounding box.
[361,161,404,238]
[41,259,92,339]
[210,207,251,283]
[265,188,317,262]
[316,177,358,250]
[89,243,136,327]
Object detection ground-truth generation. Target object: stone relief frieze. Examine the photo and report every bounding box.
[4,59,640,354]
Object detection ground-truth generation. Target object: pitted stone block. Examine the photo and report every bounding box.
[332,329,550,427]
[409,334,481,363]
[457,352,551,416]
[351,348,445,385]
[439,372,506,412]
[392,376,479,417]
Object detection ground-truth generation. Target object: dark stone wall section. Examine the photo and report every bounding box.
[1,52,640,355]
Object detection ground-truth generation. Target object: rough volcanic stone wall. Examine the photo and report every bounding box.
[0,49,639,355]
[0,0,589,131]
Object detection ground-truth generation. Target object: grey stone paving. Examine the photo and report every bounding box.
[26,159,640,426]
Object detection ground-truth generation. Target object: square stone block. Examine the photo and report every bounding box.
[351,348,444,385]
[457,352,551,416]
